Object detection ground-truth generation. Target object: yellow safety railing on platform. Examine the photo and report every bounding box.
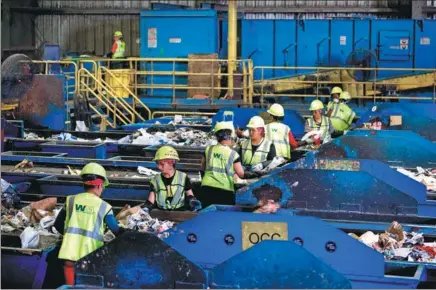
[253,66,436,105]
[75,57,254,106]
[77,68,138,128]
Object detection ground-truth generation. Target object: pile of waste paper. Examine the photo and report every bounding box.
[349,221,436,263]
[1,195,61,249]
[397,167,436,192]
[115,204,174,237]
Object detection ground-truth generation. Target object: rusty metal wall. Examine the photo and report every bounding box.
[37,0,196,8]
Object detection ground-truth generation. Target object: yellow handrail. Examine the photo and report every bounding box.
[99,66,151,120]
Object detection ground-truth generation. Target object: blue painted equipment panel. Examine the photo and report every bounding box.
[378,30,411,62]
[140,9,218,58]
[274,20,297,77]
[330,20,353,66]
[414,20,436,69]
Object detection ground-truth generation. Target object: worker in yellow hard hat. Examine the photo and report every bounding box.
[326,86,343,116]
[144,146,201,212]
[304,100,334,144]
[327,91,356,134]
[107,30,126,69]
[239,116,276,172]
[200,121,246,207]
[54,162,123,286]
[264,103,298,160]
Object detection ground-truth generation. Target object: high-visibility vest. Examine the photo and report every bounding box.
[265,122,291,159]
[150,171,187,210]
[112,40,125,59]
[306,116,332,140]
[241,138,272,166]
[328,103,356,131]
[201,144,239,192]
[58,192,111,262]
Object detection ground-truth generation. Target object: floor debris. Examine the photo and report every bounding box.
[397,167,436,192]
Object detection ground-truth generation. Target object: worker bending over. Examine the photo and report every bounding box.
[54,163,123,286]
[200,122,245,207]
[264,104,298,160]
[304,100,334,143]
[239,116,276,172]
[144,146,201,212]
[326,87,356,134]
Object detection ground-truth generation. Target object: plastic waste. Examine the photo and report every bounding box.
[75,121,89,132]
[20,226,40,249]
[137,166,159,177]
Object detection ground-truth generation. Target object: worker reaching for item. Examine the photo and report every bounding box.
[200,121,245,207]
[106,30,126,69]
[54,163,124,286]
[238,116,277,173]
[143,146,201,212]
[303,100,334,145]
[326,88,356,134]
[326,86,343,116]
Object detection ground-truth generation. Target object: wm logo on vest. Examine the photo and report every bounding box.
[272,129,278,132]
[75,204,95,214]
[213,153,223,159]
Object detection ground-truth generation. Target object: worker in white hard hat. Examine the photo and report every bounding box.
[327,91,356,134]
[264,103,298,160]
[239,116,277,173]
[143,146,202,212]
[304,100,334,144]
[200,121,246,207]
[54,162,124,286]
[326,86,343,116]
[107,30,126,69]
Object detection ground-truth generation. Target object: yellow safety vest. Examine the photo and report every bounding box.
[265,122,291,159]
[201,144,239,192]
[305,115,332,140]
[328,103,356,131]
[58,192,111,262]
[112,40,125,59]
[150,171,187,210]
[241,138,272,166]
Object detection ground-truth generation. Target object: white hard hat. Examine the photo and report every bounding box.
[267,103,285,117]
[246,116,265,129]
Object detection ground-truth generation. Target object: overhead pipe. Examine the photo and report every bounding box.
[226,0,237,98]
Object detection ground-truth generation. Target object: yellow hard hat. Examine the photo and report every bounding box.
[153,146,180,161]
[331,86,343,95]
[114,31,123,37]
[80,162,109,186]
[267,103,285,117]
[340,91,351,101]
[309,100,324,111]
[214,121,235,133]
[246,116,265,129]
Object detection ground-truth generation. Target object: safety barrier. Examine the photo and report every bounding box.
[253,66,436,105]
[76,58,254,105]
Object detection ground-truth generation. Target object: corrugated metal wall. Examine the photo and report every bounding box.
[34,0,434,56]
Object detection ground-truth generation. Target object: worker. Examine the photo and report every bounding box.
[304,100,334,143]
[326,86,343,117]
[252,184,283,214]
[143,146,202,212]
[107,30,126,69]
[328,91,357,134]
[54,163,124,286]
[264,103,298,160]
[200,121,246,207]
[239,116,276,172]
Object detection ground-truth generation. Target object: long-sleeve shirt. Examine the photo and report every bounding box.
[54,207,120,235]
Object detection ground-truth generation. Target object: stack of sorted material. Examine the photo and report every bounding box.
[187,53,220,98]
[397,167,436,192]
[350,221,436,263]
[1,197,61,249]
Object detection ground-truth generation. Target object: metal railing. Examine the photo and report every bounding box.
[77,68,142,128]
[75,57,254,106]
[253,66,436,105]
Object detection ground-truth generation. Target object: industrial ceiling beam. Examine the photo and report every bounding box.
[10,6,403,15]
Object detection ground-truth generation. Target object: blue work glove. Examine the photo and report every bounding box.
[142,200,153,213]
[188,196,202,212]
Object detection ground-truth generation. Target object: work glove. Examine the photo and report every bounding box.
[251,163,263,172]
[187,196,202,212]
[297,140,307,147]
[142,200,154,213]
[243,171,259,179]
